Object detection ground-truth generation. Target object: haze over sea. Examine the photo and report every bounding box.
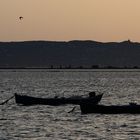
[0,69,140,140]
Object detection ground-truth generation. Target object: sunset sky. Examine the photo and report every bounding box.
[1,0,140,42]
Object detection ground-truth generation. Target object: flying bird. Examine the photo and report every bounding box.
[19,16,23,20]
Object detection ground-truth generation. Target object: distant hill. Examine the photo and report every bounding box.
[0,40,140,68]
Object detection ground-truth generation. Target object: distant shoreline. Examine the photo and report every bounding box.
[0,67,140,69]
[1,40,140,68]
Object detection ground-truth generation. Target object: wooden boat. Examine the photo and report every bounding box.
[15,92,103,106]
[80,103,140,114]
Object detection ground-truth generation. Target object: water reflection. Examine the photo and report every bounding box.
[0,70,140,139]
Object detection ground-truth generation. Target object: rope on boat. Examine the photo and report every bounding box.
[68,106,76,113]
[0,95,15,105]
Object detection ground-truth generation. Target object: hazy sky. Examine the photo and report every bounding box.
[1,0,140,42]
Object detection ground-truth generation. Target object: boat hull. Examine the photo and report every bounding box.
[80,104,140,114]
[15,93,103,106]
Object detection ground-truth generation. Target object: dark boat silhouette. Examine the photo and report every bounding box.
[80,103,140,114]
[15,92,103,106]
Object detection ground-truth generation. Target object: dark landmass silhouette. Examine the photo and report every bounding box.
[0,40,140,69]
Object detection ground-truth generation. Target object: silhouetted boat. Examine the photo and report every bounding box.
[80,103,140,114]
[15,93,103,106]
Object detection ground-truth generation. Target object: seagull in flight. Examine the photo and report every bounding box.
[19,16,23,20]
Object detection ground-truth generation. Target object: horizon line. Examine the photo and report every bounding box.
[0,39,138,44]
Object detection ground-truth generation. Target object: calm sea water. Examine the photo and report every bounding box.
[0,69,140,140]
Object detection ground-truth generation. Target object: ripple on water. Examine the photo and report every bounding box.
[1,70,140,139]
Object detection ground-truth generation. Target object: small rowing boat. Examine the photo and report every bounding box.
[15,92,103,106]
[80,103,140,114]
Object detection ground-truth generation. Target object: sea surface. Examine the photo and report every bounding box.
[0,69,140,140]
